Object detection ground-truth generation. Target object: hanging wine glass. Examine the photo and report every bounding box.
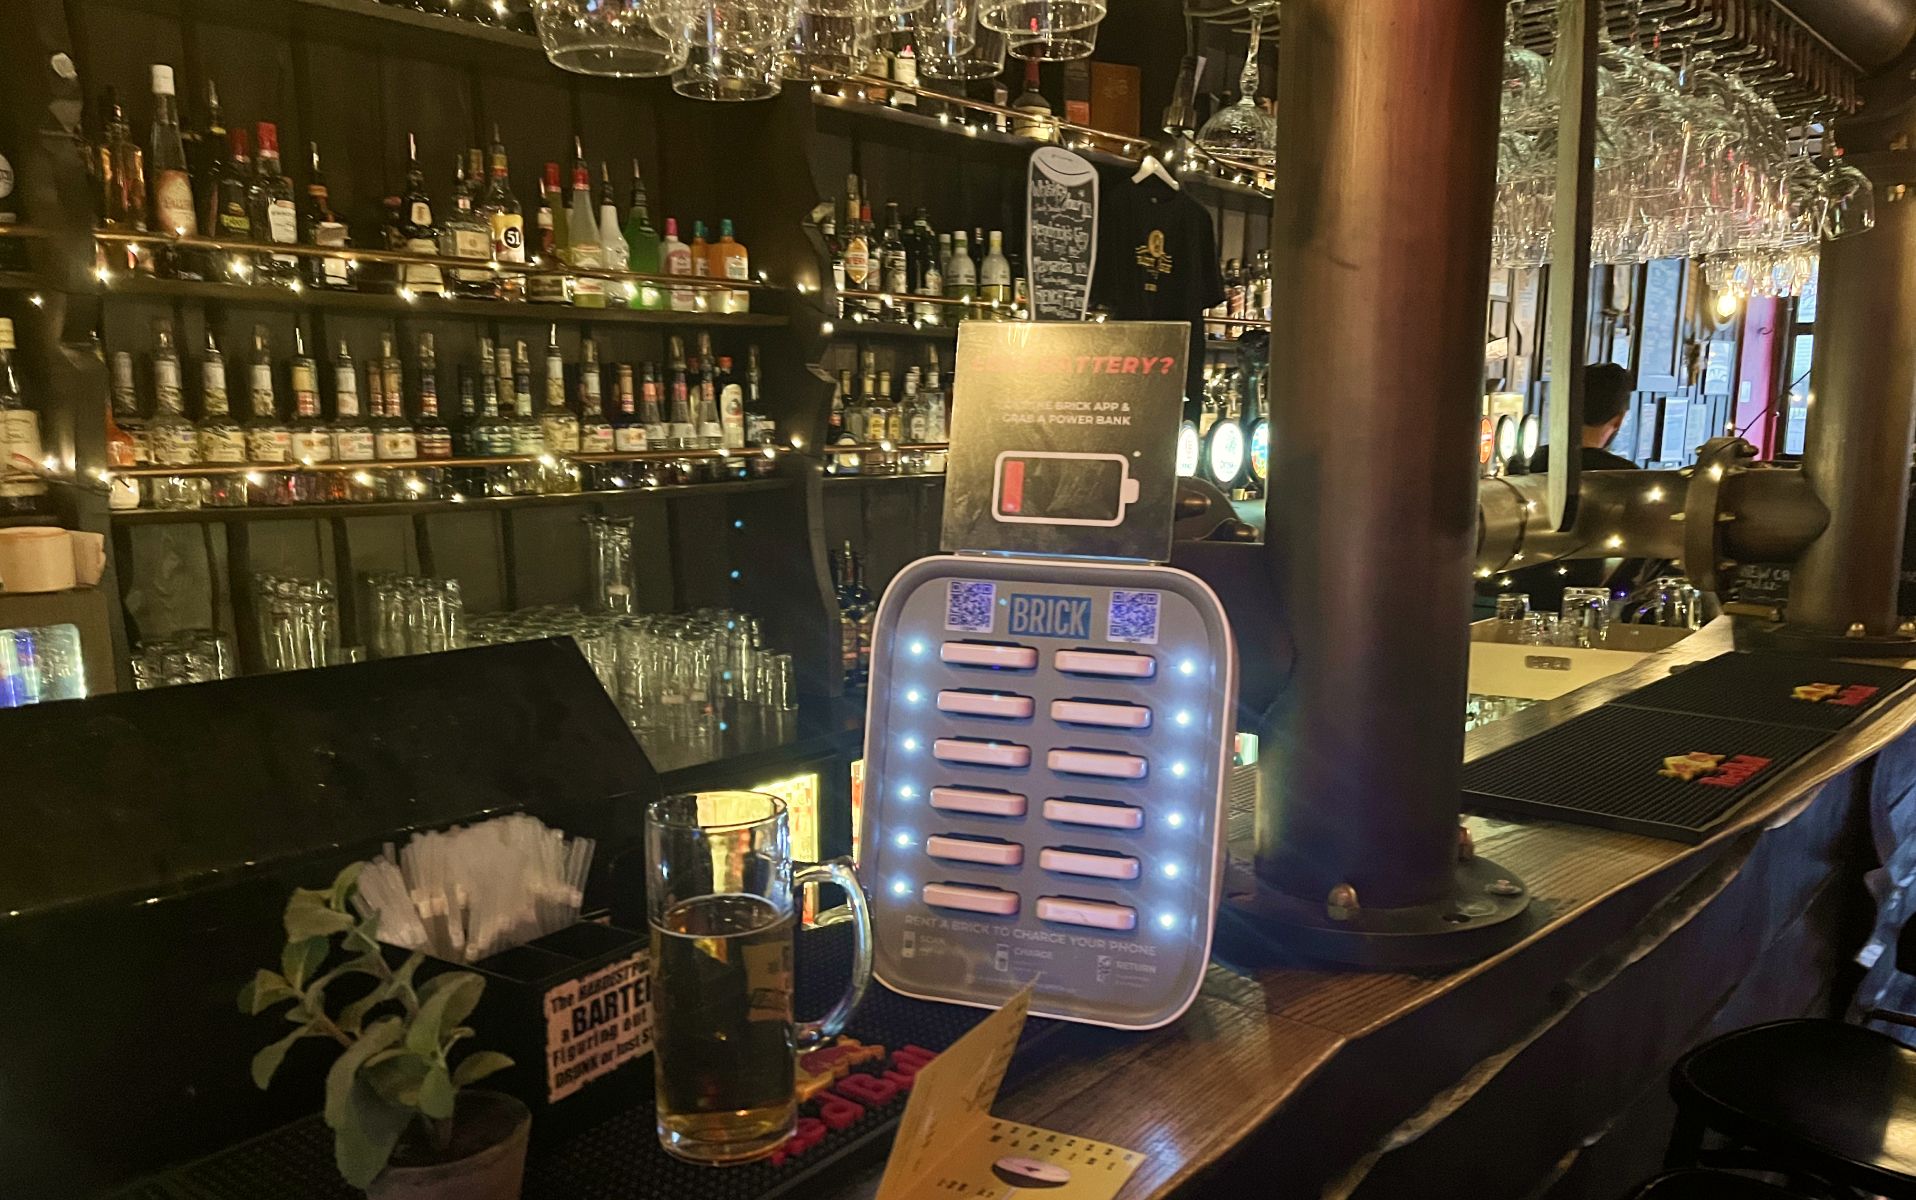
[673,37,783,99]
[780,6,876,80]
[534,0,689,77]
[982,0,1103,60]
[917,0,1005,80]
[1195,20,1274,167]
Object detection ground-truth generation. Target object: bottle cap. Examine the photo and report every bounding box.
[720,218,734,238]
[150,64,176,96]
[544,161,562,189]
[229,126,252,157]
[666,217,678,236]
[693,220,707,238]
[256,122,279,155]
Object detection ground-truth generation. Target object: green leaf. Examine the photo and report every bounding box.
[417,1065,456,1120]
[364,1052,432,1107]
[325,1017,403,1128]
[238,970,297,1016]
[332,1081,415,1189]
[285,901,356,943]
[345,912,383,954]
[329,862,365,910]
[281,937,330,991]
[407,974,485,1056]
[452,1051,514,1088]
[250,1025,317,1090]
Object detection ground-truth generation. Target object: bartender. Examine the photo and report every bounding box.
[1503,364,1638,611]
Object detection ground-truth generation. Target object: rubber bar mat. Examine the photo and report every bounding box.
[1462,704,1831,842]
[111,926,1071,1200]
[1611,651,1916,731]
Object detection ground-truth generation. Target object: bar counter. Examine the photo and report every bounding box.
[805,620,1895,1200]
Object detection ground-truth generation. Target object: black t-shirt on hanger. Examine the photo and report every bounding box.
[1091,175,1226,403]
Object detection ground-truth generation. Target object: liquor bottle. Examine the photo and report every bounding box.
[694,331,723,449]
[863,48,891,103]
[842,191,870,312]
[855,361,877,444]
[902,368,927,444]
[480,128,525,301]
[441,153,497,299]
[624,161,663,310]
[879,368,901,445]
[98,89,146,234]
[252,123,299,286]
[1011,57,1056,142]
[596,163,628,302]
[205,126,253,284]
[839,541,873,686]
[539,325,580,454]
[980,229,1012,312]
[529,161,569,303]
[148,65,202,277]
[945,228,976,314]
[666,336,696,447]
[822,206,844,302]
[911,208,942,325]
[639,362,668,448]
[474,366,516,459]
[510,340,544,457]
[878,204,908,319]
[109,350,151,469]
[715,355,745,450]
[414,333,452,461]
[891,44,918,110]
[660,218,694,312]
[330,340,375,466]
[374,331,417,461]
[0,319,47,516]
[924,348,949,442]
[302,144,353,289]
[828,370,848,444]
[244,326,292,504]
[287,327,333,481]
[185,79,224,275]
[400,134,443,295]
[613,363,646,452]
[566,141,604,308]
[196,331,246,463]
[142,318,199,469]
[689,219,710,283]
[745,346,769,446]
[713,219,750,315]
[580,338,615,454]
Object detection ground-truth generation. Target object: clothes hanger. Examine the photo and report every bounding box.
[1131,152,1180,190]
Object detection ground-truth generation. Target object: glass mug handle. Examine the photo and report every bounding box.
[791,858,873,1050]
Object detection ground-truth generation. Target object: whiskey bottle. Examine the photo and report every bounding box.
[244,325,292,504]
[541,325,580,454]
[287,327,333,468]
[693,332,723,448]
[252,123,299,286]
[148,319,201,468]
[666,336,696,448]
[330,340,376,466]
[578,338,614,454]
[474,367,516,459]
[302,143,353,289]
[639,362,668,448]
[110,350,151,467]
[373,331,417,461]
[192,332,245,506]
[613,363,647,453]
[880,203,908,307]
[442,153,497,299]
[399,134,443,295]
[0,319,48,516]
[912,208,942,325]
[414,333,453,461]
[510,340,544,457]
[98,88,146,235]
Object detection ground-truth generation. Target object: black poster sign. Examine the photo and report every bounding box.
[1025,147,1098,322]
[942,322,1186,562]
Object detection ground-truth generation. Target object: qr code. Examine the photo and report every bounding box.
[945,580,996,633]
[1107,590,1161,645]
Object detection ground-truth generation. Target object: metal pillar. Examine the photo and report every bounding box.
[1228,0,1530,965]
[1776,98,1916,650]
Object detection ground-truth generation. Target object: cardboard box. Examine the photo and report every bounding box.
[1091,62,1141,137]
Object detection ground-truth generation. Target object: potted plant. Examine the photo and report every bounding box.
[239,864,530,1199]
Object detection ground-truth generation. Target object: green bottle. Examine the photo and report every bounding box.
[623,159,663,310]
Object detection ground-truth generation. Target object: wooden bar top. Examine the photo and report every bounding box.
[819,621,1916,1198]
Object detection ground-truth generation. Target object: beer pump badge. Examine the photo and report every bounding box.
[943,322,1187,562]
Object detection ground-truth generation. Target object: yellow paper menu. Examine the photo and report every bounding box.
[876,986,1145,1200]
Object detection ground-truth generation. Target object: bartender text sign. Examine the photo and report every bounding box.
[1026,146,1098,322]
[544,948,652,1102]
[943,321,1186,562]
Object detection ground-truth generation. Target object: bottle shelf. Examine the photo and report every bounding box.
[824,317,961,342]
[820,442,948,454]
[95,273,789,328]
[112,476,792,524]
[821,472,947,487]
[112,446,774,477]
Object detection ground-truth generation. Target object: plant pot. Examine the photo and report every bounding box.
[366,1090,531,1200]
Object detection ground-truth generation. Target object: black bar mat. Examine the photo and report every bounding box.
[112,927,1074,1200]
[1462,705,1831,842]
[1612,651,1916,731]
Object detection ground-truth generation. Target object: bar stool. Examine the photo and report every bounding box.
[1629,1169,1815,1199]
[1666,1018,1916,1198]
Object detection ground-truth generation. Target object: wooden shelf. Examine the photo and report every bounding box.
[99,274,788,328]
[827,319,959,342]
[822,473,947,487]
[112,477,791,524]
